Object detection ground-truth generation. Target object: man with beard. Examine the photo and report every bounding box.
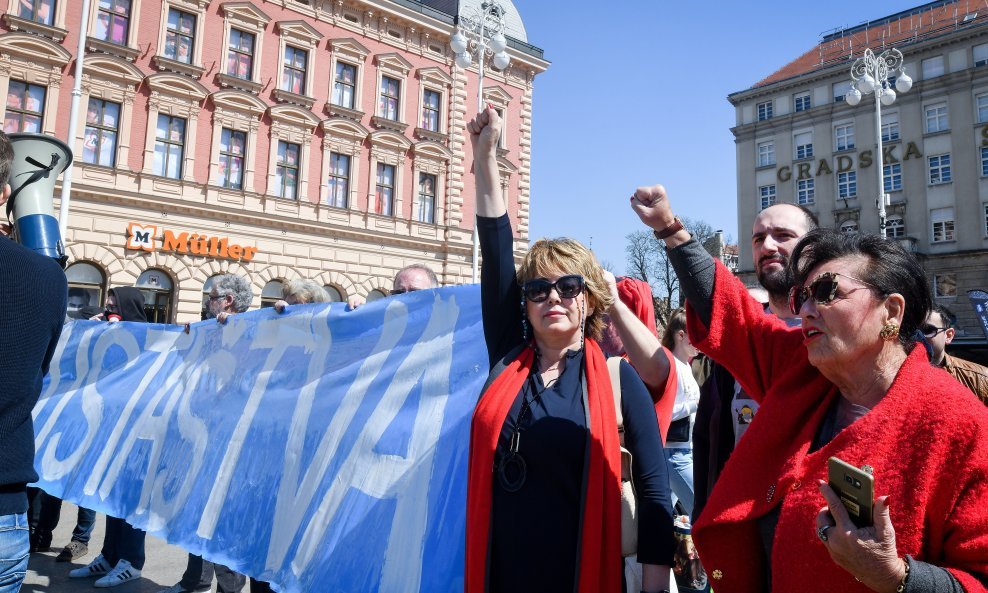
[691,203,817,520]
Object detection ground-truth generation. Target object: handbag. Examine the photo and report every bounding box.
[606,356,637,557]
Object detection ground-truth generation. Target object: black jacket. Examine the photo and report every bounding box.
[108,286,147,323]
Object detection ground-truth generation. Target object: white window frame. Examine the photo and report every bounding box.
[797,178,814,205]
[74,54,142,173]
[839,219,859,234]
[835,123,855,151]
[319,118,368,209]
[931,207,955,243]
[884,162,902,192]
[327,38,369,112]
[88,0,142,52]
[411,142,451,227]
[885,215,905,239]
[976,43,988,67]
[208,90,266,193]
[925,102,948,133]
[142,74,206,183]
[928,153,952,185]
[982,147,988,177]
[758,184,776,210]
[833,81,852,103]
[0,35,69,137]
[368,131,411,218]
[881,111,900,142]
[922,55,945,79]
[275,20,323,99]
[756,100,773,121]
[837,171,857,199]
[265,104,319,202]
[155,1,206,68]
[374,52,413,123]
[219,3,270,85]
[794,131,813,160]
[483,85,513,149]
[416,67,453,134]
[984,203,988,237]
[793,92,811,112]
[977,93,988,123]
[757,140,775,167]
[5,0,67,30]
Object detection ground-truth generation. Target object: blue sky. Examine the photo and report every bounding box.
[521,0,924,273]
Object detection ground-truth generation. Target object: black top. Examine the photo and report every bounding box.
[479,214,675,593]
[0,237,66,515]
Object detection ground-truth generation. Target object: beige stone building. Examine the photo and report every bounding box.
[1,0,547,321]
[729,0,988,341]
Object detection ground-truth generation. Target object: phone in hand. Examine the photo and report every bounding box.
[827,456,875,528]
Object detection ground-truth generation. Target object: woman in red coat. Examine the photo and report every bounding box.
[630,183,988,593]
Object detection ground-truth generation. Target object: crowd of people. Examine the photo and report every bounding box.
[2,103,988,593]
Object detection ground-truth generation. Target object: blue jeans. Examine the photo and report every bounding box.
[664,447,695,517]
[0,513,29,593]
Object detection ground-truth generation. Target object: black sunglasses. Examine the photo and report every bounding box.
[788,271,881,315]
[522,275,585,303]
[920,324,950,338]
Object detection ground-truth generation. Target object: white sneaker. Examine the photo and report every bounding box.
[94,559,141,588]
[156,585,205,593]
[68,554,112,578]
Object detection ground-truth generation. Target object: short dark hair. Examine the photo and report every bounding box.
[788,228,931,349]
[0,131,13,188]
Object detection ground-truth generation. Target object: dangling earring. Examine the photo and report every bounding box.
[520,294,528,342]
[879,322,900,342]
[578,298,586,350]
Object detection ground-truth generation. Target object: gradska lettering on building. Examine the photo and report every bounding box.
[126,222,259,262]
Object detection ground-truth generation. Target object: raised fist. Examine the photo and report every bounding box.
[467,105,502,161]
[629,184,676,232]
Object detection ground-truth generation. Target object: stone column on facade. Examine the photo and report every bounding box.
[517,74,534,243]
[447,64,468,230]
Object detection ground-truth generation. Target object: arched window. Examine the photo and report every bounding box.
[323,285,343,302]
[65,262,106,313]
[261,280,284,308]
[367,289,388,302]
[136,269,174,323]
[839,220,859,235]
[885,215,905,239]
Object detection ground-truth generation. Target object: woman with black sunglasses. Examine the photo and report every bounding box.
[465,107,676,593]
[630,184,988,593]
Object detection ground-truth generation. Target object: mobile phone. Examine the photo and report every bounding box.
[827,456,874,528]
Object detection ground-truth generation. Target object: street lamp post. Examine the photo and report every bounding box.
[451,1,511,284]
[845,48,913,234]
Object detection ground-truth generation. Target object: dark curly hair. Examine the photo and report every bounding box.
[787,228,931,349]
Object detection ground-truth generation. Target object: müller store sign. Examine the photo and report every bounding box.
[125,222,259,263]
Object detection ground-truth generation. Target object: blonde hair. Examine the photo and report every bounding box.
[282,279,331,304]
[661,307,687,351]
[517,237,613,341]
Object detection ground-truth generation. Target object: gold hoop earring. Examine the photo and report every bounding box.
[879,322,900,342]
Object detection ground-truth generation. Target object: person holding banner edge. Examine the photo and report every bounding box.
[466,106,675,593]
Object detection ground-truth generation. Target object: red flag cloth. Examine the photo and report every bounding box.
[466,340,623,593]
[615,276,678,443]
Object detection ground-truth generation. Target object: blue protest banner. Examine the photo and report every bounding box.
[33,286,487,592]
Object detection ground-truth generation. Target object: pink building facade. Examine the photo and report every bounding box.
[0,0,547,321]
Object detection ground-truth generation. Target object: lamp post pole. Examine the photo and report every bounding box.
[845,48,912,234]
[451,2,511,284]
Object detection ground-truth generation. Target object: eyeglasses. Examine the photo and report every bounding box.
[522,275,585,303]
[920,324,950,338]
[207,294,226,302]
[788,271,881,316]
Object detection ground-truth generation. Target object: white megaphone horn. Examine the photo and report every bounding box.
[6,133,72,266]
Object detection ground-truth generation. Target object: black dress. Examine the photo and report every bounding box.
[478,214,676,593]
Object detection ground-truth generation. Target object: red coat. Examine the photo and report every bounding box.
[686,261,988,593]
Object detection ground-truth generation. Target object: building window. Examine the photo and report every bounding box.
[794,92,811,112]
[164,8,195,64]
[136,269,173,324]
[833,81,852,103]
[883,163,902,192]
[839,220,859,234]
[274,140,300,199]
[758,184,776,210]
[418,173,436,224]
[226,28,255,80]
[794,132,813,160]
[153,114,185,179]
[981,147,988,177]
[4,80,45,133]
[379,75,401,121]
[756,141,775,167]
[975,43,988,67]
[929,154,951,184]
[261,280,283,308]
[18,0,55,25]
[281,46,307,95]
[83,98,120,167]
[218,128,246,190]
[977,94,988,123]
[375,163,395,216]
[881,113,899,142]
[367,289,388,302]
[332,62,357,109]
[95,0,131,45]
[797,178,814,205]
[327,151,349,208]
[934,273,957,298]
[931,207,955,242]
[922,56,945,79]
[885,215,905,239]
[323,285,343,302]
[66,262,106,312]
[837,171,857,199]
[835,124,855,151]
[756,100,773,121]
[422,88,441,132]
[984,203,988,237]
[925,103,948,133]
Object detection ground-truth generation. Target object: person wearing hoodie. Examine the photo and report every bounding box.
[69,287,149,588]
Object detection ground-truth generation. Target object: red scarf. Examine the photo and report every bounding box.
[465,339,622,593]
